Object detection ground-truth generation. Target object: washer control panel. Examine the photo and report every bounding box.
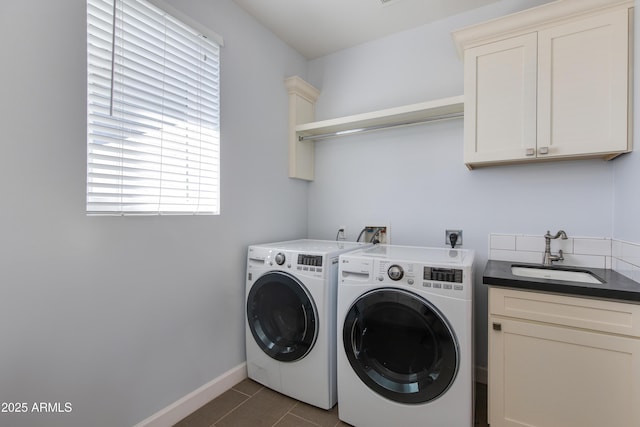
[387,265,404,281]
[368,260,468,297]
[339,247,474,299]
[424,267,463,283]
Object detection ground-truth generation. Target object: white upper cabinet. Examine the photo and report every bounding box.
[463,33,538,164]
[537,9,630,158]
[454,0,633,169]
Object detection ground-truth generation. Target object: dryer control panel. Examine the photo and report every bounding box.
[298,254,323,267]
[247,247,329,279]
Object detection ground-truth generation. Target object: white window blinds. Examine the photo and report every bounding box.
[87,0,220,215]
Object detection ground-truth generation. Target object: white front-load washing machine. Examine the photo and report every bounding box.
[245,239,369,409]
[337,245,475,426]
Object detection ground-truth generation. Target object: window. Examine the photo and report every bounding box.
[87,0,221,215]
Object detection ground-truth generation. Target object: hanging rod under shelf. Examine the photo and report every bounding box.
[298,111,464,141]
[295,95,464,142]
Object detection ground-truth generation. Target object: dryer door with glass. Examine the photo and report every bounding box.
[247,271,318,362]
[343,288,459,403]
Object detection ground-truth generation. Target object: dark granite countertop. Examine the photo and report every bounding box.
[483,260,640,302]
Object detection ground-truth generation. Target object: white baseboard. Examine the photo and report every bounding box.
[133,362,247,427]
[134,360,484,426]
[475,365,488,384]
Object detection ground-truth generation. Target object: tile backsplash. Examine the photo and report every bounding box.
[612,240,640,283]
[489,233,640,283]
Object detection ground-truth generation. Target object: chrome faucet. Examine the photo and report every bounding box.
[542,230,568,266]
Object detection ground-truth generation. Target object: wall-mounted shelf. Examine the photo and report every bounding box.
[285,76,464,181]
[296,95,464,142]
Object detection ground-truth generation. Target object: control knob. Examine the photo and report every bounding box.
[274,252,286,265]
[388,265,404,281]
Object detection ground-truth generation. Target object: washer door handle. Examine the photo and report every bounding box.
[351,318,366,358]
[299,304,307,339]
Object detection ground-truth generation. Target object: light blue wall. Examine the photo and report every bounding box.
[0,1,307,426]
[306,0,619,372]
[613,1,640,242]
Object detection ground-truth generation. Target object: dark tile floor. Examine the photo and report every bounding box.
[173,378,488,427]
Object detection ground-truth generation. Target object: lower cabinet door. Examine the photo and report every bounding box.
[488,316,640,427]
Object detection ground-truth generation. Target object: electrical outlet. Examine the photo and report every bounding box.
[445,229,463,247]
[363,225,389,244]
[337,226,346,241]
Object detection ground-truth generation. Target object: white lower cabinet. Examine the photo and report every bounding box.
[488,287,640,427]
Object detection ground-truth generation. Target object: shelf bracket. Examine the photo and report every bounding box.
[285,76,320,181]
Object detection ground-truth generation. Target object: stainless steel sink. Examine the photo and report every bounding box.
[511,265,604,284]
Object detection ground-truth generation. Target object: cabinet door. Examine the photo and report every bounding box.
[488,316,640,427]
[464,33,537,165]
[537,8,630,158]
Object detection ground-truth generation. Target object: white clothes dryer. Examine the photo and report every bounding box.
[245,239,369,409]
[337,245,475,427]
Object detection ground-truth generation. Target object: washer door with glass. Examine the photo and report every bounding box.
[343,288,459,404]
[247,271,318,362]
